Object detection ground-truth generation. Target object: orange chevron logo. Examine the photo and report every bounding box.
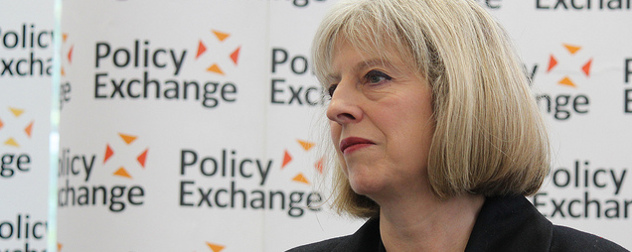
[297,139,315,151]
[119,133,137,145]
[104,144,114,163]
[24,121,33,137]
[563,44,581,55]
[4,138,19,147]
[206,242,225,252]
[103,132,149,179]
[280,138,324,186]
[292,173,310,184]
[546,43,593,88]
[282,150,292,169]
[196,41,207,59]
[195,29,242,76]
[315,157,324,174]
[9,107,24,117]
[114,167,132,179]
[67,45,74,64]
[61,33,73,77]
[0,106,35,148]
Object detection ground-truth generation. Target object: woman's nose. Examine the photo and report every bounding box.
[326,80,363,125]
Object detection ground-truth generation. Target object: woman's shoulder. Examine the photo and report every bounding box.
[550,225,628,252]
[467,195,628,251]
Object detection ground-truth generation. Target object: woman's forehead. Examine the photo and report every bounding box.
[330,38,416,72]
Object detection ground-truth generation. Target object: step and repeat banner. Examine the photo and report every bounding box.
[1,0,630,251]
[490,1,632,247]
[56,1,362,251]
[0,1,54,252]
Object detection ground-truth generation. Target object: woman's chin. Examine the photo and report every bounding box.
[348,177,386,198]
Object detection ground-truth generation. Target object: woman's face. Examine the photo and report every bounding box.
[327,41,435,201]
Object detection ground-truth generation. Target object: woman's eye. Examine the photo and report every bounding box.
[328,84,338,97]
[365,70,392,84]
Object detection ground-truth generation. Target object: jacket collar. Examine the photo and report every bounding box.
[465,195,553,252]
[330,195,553,252]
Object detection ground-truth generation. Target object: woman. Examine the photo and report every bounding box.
[289,0,627,251]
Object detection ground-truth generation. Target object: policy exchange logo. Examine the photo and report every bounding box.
[0,106,34,178]
[57,133,148,251]
[0,107,34,148]
[61,33,74,79]
[201,242,225,252]
[195,29,241,76]
[57,132,149,213]
[194,139,324,252]
[545,43,593,88]
[60,33,73,109]
[281,139,324,185]
[103,132,149,179]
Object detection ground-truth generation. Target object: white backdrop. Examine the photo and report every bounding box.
[57,1,360,251]
[492,1,632,246]
[2,0,631,251]
[0,1,53,252]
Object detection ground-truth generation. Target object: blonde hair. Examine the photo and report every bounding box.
[313,0,550,218]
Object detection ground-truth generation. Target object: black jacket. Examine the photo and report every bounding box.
[287,196,628,251]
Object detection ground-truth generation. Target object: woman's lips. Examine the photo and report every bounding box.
[339,137,375,155]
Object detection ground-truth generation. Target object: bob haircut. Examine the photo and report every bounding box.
[312,0,550,218]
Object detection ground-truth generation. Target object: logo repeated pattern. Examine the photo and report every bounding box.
[281,139,323,185]
[531,43,595,120]
[0,107,33,148]
[196,30,241,76]
[205,242,225,252]
[58,132,148,213]
[546,43,593,88]
[0,107,34,179]
[60,33,73,109]
[103,133,149,179]
[48,1,632,251]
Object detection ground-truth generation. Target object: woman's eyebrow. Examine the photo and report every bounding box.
[356,58,394,72]
[328,58,394,77]
[325,58,397,82]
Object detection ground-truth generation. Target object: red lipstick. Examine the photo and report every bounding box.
[339,137,375,154]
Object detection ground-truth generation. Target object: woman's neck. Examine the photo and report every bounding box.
[378,193,485,252]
